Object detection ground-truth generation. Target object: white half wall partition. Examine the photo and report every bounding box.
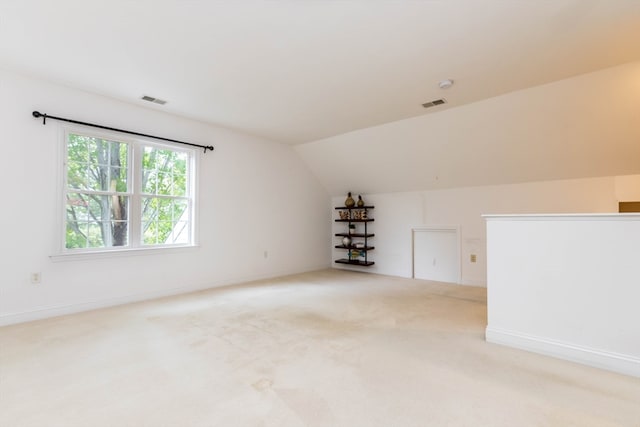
[484,214,640,378]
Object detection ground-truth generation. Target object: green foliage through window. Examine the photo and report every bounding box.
[141,147,189,245]
[64,132,192,250]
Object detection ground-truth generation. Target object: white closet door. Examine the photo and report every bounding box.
[413,228,460,283]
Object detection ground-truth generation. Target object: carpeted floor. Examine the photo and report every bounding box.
[1,269,639,427]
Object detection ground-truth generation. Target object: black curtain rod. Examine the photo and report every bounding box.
[32,111,214,153]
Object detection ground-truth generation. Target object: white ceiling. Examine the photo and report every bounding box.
[1,1,640,144]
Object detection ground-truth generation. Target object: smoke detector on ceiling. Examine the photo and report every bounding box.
[438,79,454,89]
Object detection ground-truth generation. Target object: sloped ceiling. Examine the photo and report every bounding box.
[295,61,640,196]
[1,1,639,144]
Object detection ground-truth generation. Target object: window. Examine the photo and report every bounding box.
[63,129,196,253]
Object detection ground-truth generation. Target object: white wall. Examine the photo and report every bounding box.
[312,62,640,285]
[297,60,640,196]
[332,176,624,284]
[485,214,640,378]
[0,69,330,325]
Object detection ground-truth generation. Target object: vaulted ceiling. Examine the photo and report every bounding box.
[1,1,639,144]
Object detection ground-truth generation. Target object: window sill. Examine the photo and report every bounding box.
[50,245,199,262]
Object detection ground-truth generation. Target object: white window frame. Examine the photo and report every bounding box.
[51,125,199,261]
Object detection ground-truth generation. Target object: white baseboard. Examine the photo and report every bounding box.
[461,278,487,287]
[0,283,207,326]
[0,264,330,327]
[486,326,640,378]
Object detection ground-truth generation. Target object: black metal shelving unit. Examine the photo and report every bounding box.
[334,205,375,267]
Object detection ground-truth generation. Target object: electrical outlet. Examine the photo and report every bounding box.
[470,254,477,263]
[30,272,41,284]
[263,250,268,259]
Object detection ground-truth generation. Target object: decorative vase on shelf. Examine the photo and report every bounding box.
[342,236,352,247]
[357,195,364,207]
[345,192,355,208]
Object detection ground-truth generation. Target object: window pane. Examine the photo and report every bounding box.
[66,161,87,190]
[87,196,107,221]
[107,141,128,192]
[173,172,186,196]
[168,221,189,244]
[142,220,158,245]
[67,134,89,163]
[173,199,188,219]
[87,222,104,248]
[171,153,187,196]
[142,170,157,194]
[66,194,89,221]
[158,172,171,195]
[111,221,128,246]
[141,197,189,245]
[142,146,188,196]
[67,134,128,192]
[85,166,104,192]
[66,193,129,249]
[66,221,87,249]
[141,196,157,222]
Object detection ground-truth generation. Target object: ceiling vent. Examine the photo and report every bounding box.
[422,98,447,109]
[141,95,167,105]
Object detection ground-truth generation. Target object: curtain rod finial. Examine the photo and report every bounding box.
[32,111,46,124]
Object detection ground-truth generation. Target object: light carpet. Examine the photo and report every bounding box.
[1,269,639,427]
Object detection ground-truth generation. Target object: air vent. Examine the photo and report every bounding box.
[141,95,167,105]
[422,98,447,109]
